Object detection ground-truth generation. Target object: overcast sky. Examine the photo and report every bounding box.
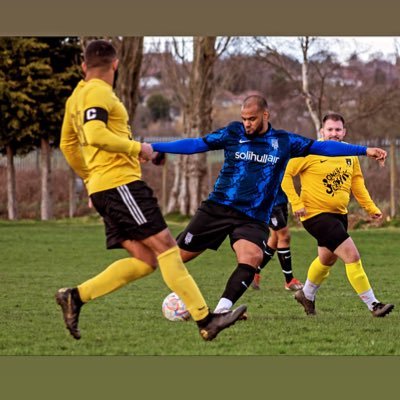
[312,36,399,62]
[144,36,400,63]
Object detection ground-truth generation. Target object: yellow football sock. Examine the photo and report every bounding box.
[345,259,371,294]
[78,257,155,302]
[157,246,209,321]
[307,257,331,285]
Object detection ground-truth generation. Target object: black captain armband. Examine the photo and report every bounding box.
[84,107,108,124]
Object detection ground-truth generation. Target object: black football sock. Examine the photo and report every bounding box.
[259,244,276,270]
[220,263,256,304]
[277,247,294,283]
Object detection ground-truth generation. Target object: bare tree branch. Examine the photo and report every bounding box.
[215,36,232,58]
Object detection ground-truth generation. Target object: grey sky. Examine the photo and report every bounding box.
[144,36,400,63]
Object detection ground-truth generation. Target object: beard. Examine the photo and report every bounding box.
[325,136,341,142]
[254,121,264,134]
[246,120,264,135]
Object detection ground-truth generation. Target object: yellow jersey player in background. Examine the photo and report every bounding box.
[55,39,246,341]
[282,112,394,317]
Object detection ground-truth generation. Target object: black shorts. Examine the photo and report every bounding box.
[90,180,167,249]
[302,213,349,252]
[268,203,288,231]
[176,200,269,252]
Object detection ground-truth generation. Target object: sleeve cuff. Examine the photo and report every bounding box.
[128,141,142,157]
[291,202,305,212]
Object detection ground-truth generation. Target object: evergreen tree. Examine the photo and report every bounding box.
[0,37,81,219]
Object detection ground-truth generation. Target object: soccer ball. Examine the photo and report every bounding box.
[162,292,191,321]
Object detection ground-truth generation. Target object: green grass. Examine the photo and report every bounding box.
[0,219,398,355]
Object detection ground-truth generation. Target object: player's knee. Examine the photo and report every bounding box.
[338,249,360,264]
[335,237,360,262]
[239,250,263,267]
[344,254,360,264]
[254,254,264,267]
[276,227,290,244]
[319,255,337,266]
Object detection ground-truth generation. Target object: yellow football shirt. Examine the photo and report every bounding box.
[60,79,142,195]
[282,150,380,221]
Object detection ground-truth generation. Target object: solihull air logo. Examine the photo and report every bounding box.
[235,151,280,164]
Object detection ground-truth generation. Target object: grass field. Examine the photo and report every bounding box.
[0,218,398,355]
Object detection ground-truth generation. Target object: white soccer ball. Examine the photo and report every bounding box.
[162,292,191,321]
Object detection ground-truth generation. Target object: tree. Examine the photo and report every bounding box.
[112,37,144,126]
[0,38,49,219]
[347,56,400,218]
[35,38,81,220]
[147,93,171,121]
[0,37,81,220]
[162,37,229,215]
[250,36,343,137]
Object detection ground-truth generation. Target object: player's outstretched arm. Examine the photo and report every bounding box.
[309,140,367,156]
[366,147,387,166]
[310,141,388,166]
[152,138,210,154]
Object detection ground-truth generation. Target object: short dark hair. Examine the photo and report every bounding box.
[84,40,117,69]
[242,94,268,111]
[322,112,345,125]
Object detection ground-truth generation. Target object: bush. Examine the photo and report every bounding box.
[146,93,171,122]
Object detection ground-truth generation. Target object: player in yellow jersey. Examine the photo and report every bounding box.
[55,39,246,341]
[282,112,394,317]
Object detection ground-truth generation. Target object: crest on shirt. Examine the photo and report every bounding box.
[271,139,279,150]
[346,158,352,166]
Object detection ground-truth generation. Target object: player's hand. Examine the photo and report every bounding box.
[366,147,387,167]
[152,152,166,166]
[139,142,153,163]
[370,213,382,220]
[294,207,307,219]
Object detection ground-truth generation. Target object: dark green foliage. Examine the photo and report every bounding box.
[146,93,171,121]
[0,37,81,155]
[26,37,81,148]
[0,38,45,155]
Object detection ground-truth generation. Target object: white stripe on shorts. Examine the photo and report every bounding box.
[117,185,147,225]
